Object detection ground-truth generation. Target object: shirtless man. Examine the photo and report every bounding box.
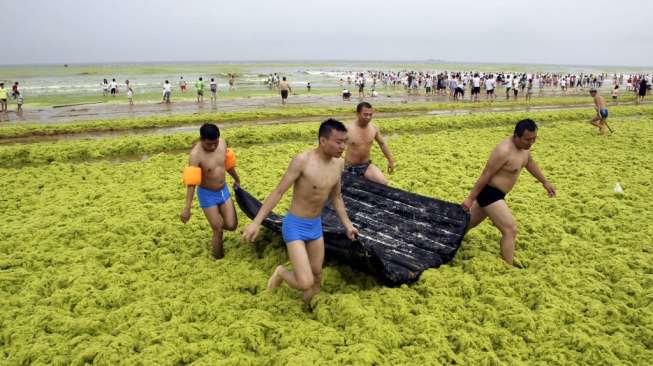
[344,102,395,185]
[180,124,240,259]
[462,119,556,265]
[242,119,358,304]
[589,88,609,134]
[279,76,291,105]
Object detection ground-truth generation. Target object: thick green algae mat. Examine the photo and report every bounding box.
[1,116,652,365]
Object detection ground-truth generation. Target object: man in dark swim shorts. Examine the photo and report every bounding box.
[344,102,395,184]
[462,119,556,266]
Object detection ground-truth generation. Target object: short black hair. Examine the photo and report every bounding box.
[200,123,220,140]
[514,119,538,137]
[356,101,372,113]
[318,118,347,140]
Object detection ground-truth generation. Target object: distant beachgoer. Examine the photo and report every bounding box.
[589,88,608,134]
[462,119,556,266]
[102,79,109,96]
[611,85,619,105]
[163,80,172,103]
[109,78,118,96]
[16,91,24,113]
[637,78,647,104]
[345,102,395,185]
[127,87,134,105]
[0,83,7,112]
[504,76,512,100]
[210,78,217,103]
[279,76,291,105]
[307,81,311,93]
[228,74,235,91]
[11,82,19,99]
[471,74,481,102]
[180,77,187,92]
[525,79,533,102]
[485,75,495,100]
[342,88,351,101]
[196,77,205,103]
[358,74,365,98]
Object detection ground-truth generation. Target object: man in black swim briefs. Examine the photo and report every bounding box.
[461,119,556,266]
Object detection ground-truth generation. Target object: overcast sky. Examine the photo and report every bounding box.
[3,0,652,66]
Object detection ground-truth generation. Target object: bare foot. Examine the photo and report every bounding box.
[512,257,525,269]
[267,266,284,291]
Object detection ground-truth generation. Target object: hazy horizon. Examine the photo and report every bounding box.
[4,0,652,68]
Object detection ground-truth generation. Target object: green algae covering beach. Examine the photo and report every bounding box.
[1,104,652,365]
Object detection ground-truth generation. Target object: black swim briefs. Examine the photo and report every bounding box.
[477,185,506,207]
[345,160,371,176]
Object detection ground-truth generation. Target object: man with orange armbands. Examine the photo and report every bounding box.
[181,123,241,259]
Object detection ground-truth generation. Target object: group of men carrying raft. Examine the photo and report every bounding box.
[180,101,559,303]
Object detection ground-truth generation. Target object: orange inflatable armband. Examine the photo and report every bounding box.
[183,166,202,186]
[225,148,237,170]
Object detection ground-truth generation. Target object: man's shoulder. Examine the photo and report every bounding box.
[494,139,513,154]
[293,150,311,165]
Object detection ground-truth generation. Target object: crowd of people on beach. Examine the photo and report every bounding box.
[0,70,650,117]
[338,71,651,103]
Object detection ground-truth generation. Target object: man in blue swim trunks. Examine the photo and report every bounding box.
[589,88,609,134]
[242,119,358,303]
[180,123,240,259]
[461,119,556,266]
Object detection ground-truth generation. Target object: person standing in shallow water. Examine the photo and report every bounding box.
[279,76,291,105]
[196,77,205,103]
[242,119,358,304]
[181,124,240,259]
[462,119,556,266]
[0,83,7,113]
[162,80,172,103]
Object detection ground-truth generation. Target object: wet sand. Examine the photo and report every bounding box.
[0,89,605,125]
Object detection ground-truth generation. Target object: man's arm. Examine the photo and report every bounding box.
[374,127,395,173]
[180,151,201,223]
[227,167,241,186]
[525,154,556,197]
[329,166,358,240]
[462,145,509,210]
[242,154,304,242]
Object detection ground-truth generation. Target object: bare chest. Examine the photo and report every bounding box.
[300,163,340,191]
[502,152,529,174]
[348,129,375,148]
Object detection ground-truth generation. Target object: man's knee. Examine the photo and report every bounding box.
[499,223,518,239]
[296,273,314,290]
[210,221,223,232]
[223,216,238,231]
[365,167,388,185]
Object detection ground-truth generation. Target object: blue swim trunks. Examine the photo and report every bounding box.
[281,212,323,244]
[197,185,231,209]
[600,108,608,119]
